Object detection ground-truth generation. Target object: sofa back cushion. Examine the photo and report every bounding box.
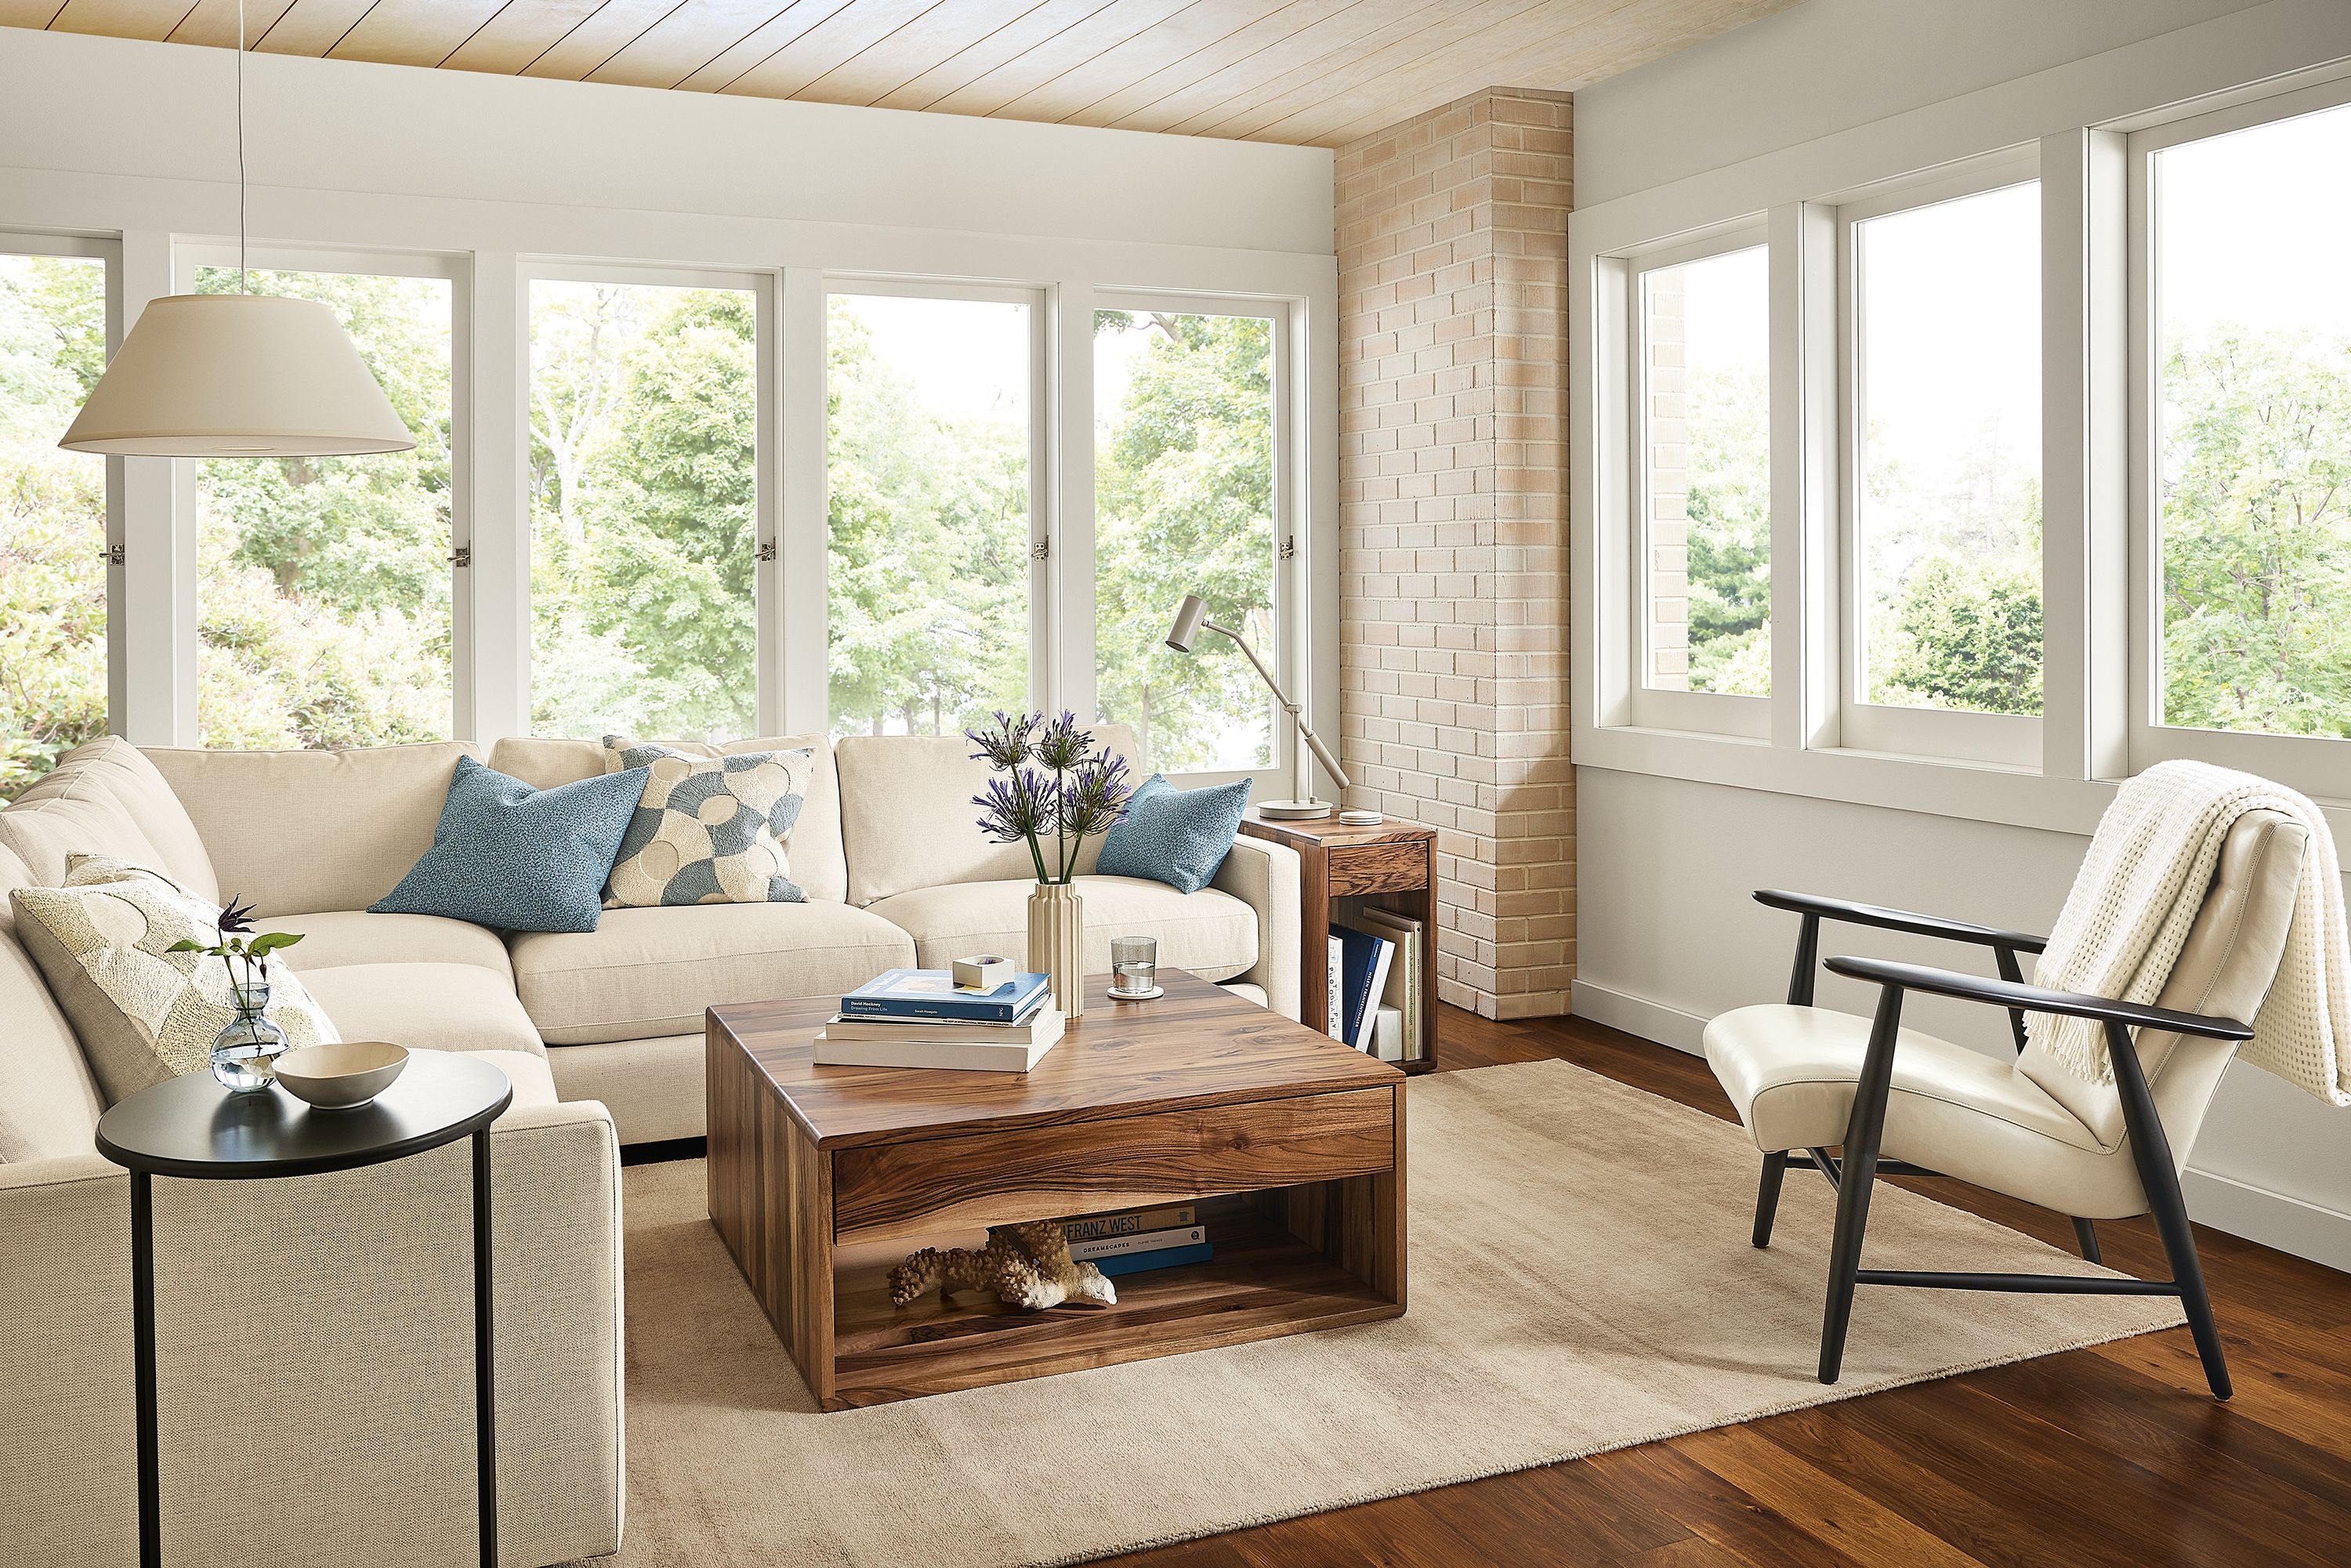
[488,734,849,904]
[144,742,480,918]
[0,737,219,901]
[835,726,1141,907]
[0,845,103,1162]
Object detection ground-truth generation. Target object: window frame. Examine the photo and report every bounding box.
[1089,288,1298,788]
[517,257,776,742]
[1833,152,2044,769]
[2125,74,2351,799]
[1618,222,1773,741]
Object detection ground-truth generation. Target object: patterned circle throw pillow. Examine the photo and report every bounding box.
[599,737,815,907]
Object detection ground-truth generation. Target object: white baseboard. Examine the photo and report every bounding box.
[1571,978,1708,1056]
[1570,975,2351,1275]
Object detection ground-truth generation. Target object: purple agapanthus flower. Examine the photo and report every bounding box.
[965,712,1039,771]
[965,709,1136,883]
[1033,710,1090,773]
[1058,751,1135,842]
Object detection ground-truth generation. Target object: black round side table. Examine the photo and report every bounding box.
[95,1050,513,1568]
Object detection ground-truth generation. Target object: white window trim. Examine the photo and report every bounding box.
[1834,151,2043,769]
[1570,31,2351,845]
[1092,290,1299,787]
[1610,222,1772,741]
[2125,74,2351,800]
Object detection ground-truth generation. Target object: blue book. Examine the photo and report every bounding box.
[842,968,1050,1023]
[1092,1241,1213,1278]
[1327,924,1395,1052]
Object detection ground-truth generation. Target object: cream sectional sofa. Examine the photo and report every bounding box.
[0,728,1298,1568]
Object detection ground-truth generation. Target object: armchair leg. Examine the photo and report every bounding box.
[1820,985,1904,1385]
[2070,1218,2102,1265]
[2104,1020,2231,1401]
[1752,1151,1788,1248]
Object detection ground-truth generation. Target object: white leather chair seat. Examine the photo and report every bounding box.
[1704,1002,2154,1219]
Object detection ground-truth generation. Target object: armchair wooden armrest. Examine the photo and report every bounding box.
[1820,954,2252,1041]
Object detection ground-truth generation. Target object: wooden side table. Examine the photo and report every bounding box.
[1238,809,1438,1072]
[94,1052,513,1568]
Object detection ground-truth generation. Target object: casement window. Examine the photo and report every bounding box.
[0,236,113,799]
[823,282,1043,740]
[526,266,766,744]
[1091,296,1290,776]
[179,248,458,751]
[2130,85,2351,796]
[1625,229,1772,738]
[1838,163,2042,766]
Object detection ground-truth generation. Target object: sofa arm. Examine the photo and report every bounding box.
[1215,832,1302,1021]
[0,1101,623,1568]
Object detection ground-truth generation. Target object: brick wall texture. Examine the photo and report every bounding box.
[1333,87,1574,1021]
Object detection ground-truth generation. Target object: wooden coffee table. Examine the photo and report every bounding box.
[706,969,1406,1410]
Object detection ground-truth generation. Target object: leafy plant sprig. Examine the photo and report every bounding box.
[167,896,305,1014]
[967,711,1136,885]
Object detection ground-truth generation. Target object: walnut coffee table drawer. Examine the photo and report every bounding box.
[832,1087,1397,1240]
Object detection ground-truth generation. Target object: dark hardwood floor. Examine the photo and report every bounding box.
[1109,1005,2351,1568]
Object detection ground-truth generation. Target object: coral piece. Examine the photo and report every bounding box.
[888,1219,1118,1311]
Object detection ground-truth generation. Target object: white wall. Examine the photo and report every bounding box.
[1571,0,2351,1269]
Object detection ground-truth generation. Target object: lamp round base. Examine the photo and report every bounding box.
[1256,798,1337,820]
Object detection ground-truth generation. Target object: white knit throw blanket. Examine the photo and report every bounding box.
[2032,759,2351,1106]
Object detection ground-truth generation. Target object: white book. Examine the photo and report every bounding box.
[1067,1224,1208,1263]
[1372,1005,1405,1062]
[1351,937,1396,1052]
[823,1008,1058,1045]
[1327,934,1347,1044]
[813,1009,1064,1072]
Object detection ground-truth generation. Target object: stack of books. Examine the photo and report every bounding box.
[813,967,1062,1071]
[1006,1203,1212,1279]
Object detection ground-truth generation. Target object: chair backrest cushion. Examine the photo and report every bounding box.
[2020,807,2306,1148]
[143,742,482,918]
[0,737,219,902]
[0,844,104,1163]
[487,734,848,905]
[834,725,1141,907]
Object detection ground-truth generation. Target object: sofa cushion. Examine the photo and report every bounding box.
[11,862,339,1103]
[0,737,219,901]
[300,962,545,1058]
[0,845,104,1162]
[473,1048,560,1110]
[509,902,917,1046]
[144,741,481,917]
[865,875,1257,984]
[490,733,849,906]
[267,911,512,980]
[835,725,1141,906]
[599,738,814,907]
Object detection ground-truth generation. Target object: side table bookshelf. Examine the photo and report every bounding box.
[1238,809,1438,1073]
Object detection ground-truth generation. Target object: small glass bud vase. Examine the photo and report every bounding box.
[211,980,289,1092]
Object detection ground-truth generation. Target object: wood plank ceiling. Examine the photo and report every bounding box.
[1,0,1794,147]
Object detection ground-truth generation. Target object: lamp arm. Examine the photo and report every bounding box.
[1204,621,1352,795]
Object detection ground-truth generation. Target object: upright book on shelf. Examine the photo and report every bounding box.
[1328,923,1396,1052]
[1353,907,1423,1061]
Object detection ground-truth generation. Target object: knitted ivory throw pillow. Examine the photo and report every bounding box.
[9,856,339,1103]
[599,736,814,907]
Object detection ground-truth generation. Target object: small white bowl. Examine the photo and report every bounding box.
[275,1042,409,1110]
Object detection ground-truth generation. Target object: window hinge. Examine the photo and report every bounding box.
[449,545,472,569]
[100,543,125,567]
[757,539,777,563]
[1032,537,1051,561]
[1281,534,1296,562]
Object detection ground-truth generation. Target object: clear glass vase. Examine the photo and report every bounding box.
[211,980,289,1092]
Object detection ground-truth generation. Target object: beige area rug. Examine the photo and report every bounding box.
[602,1059,2182,1566]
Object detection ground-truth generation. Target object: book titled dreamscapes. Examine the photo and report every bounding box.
[841,968,1050,1023]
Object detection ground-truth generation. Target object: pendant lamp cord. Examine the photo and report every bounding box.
[236,0,248,292]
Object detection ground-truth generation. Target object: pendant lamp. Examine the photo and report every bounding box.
[58,2,413,458]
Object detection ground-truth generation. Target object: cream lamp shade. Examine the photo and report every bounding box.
[59,292,415,458]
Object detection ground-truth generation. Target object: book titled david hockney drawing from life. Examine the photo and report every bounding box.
[841,969,1050,1023]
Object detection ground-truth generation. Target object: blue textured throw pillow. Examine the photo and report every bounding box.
[1096,773,1253,894]
[371,755,647,934]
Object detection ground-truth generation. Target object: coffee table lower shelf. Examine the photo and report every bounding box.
[827,1200,1400,1408]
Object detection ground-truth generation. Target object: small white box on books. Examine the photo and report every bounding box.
[951,954,1016,992]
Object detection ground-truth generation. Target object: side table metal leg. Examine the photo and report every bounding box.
[473,1128,498,1568]
[132,1170,161,1568]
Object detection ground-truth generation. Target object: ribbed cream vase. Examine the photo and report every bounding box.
[1027,881,1084,1019]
